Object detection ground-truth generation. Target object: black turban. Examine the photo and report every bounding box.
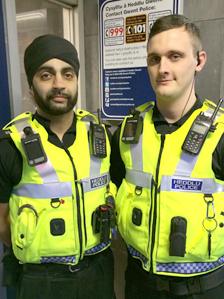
[24,34,80,87]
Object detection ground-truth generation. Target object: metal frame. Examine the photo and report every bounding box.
[2,0,86,117]
[2,0,22,117]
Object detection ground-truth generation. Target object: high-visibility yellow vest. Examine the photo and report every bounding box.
[116,100,224,277]
[4,110,116,265]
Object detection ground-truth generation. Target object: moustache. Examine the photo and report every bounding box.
[47,88,70,99]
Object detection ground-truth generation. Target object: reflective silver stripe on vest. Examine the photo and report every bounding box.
[130,137,143,171]
[160,175,224,193]
[12,182,72,198]
[128,106,153,177]
[35,161,59,183]
[126,169,152,188]
[14,118,59,183]
[175,151,199,176]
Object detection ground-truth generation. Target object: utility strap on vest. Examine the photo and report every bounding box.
[126,169,153,188]
[128,104,154,171]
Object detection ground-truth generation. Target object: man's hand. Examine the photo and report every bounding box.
[0,203,11,247]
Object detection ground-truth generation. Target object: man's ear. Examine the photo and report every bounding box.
[195,50,207,73]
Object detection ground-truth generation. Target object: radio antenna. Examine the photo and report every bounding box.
[97,108,102,124]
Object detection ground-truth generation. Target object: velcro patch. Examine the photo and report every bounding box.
[171,178,202,191]
[90,174,108,189]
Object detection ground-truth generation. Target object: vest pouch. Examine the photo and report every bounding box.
[169,216,187,257]
[14,204,38,249]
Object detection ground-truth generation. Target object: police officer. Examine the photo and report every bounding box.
[110,15,224,299]
[0,35,116,299]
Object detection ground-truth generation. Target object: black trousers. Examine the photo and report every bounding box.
[125,255,224,299]
[16,249,116,299]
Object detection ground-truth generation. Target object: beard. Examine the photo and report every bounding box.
[32,87,78,116]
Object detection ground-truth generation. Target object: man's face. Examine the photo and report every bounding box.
[147,27,198,102]
[32,58,78,116]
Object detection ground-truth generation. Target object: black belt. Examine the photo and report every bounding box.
[23,254,100,274]
[156,266,224,296]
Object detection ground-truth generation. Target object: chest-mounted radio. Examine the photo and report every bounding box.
[21,126,47,166]
[121,109,143,144]
[182,98,223,155]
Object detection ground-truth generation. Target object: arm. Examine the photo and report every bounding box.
[212,133,224,180]
[0,138,23,246]
[0,203,11,247]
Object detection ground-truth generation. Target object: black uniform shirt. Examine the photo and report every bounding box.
[0,112,77,203]
[110,99,224,188]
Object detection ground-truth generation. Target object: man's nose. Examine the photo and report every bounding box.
[52,74,65,88]
[158,57,169,74]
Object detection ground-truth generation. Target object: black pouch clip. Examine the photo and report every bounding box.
[169,216,187,257]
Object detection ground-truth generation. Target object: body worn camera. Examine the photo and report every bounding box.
[21,126,47,166]
[89,122,107,158]
[182,98,223,155]
[169,216,187,257]
[92,204,115,243]
[122,111,143,144]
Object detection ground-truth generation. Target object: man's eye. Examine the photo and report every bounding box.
[147,56,160,66]
[170,53,181,61]
[64,72,75,80]
[40,73,52,80]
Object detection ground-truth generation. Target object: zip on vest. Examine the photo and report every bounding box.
[63,147,84,260]
[149,134,165,273]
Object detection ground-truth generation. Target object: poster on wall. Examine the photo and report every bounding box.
[99,0,183,119]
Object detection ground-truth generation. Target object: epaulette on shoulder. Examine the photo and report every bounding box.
[204,99,224,117]
[125,101,154,117]
[76,109,98,123]
[0,129,11,140]
[136,101,155,113]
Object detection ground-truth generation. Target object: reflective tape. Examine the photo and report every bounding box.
[35,160,59,183]
[85,240,111,255]
[41,255,76,264]
[175,151,199,176]
[126,169,153,188]
[157,256,224,274]
[12,182,72,198]
[128,106,153,172]
[127,245,148,265]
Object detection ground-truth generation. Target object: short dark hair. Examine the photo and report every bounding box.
[148,14,202,56]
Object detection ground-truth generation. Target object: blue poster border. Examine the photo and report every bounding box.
[99,0,183,120]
